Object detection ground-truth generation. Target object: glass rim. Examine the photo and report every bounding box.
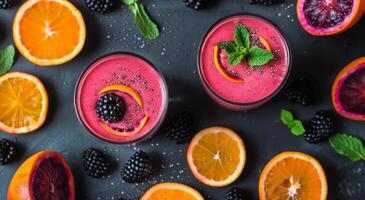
[197,13,292,106]
[74,51,169,145]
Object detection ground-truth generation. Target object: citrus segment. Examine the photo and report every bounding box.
[140,182,204,200]
[187,126,246,187]
[98,84,143,108]
[258,35,272,52]
[259,152,327,200]
[13,0,86,66]
[99,115,149,137]
[213,46,245,84]
[0,72,48,134]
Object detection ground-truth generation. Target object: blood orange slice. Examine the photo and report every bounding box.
[332,57,365,120]
[99,115,149,136]
[297,0,365,36]
[213,46,245,84]
[8,151,75,200]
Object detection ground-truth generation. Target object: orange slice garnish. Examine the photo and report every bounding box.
[213,46,245,84]
[259,152,328,200]
[140,182,204,200]
[0,72,48,134]
[98,84,143,108]
[258,35,272,52]
[13,0,86,66]
[99,116,148,137]
[187,126,246,187]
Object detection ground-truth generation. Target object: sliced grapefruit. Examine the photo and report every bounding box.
[332,57,365,121]
[187,126,246,187]
[297,0,365,36]
[99,115,149,136]
[99,84,143,108]
[0,72,48,134]
[140,182,204,200]
[259,152,327,200]
[13,0,86,66]
[213,46,245,84]
[8,151,75,200]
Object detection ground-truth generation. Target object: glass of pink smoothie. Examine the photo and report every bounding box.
[75,52,168,144]
[198,14,291,111]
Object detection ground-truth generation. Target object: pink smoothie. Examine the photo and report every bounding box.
[199,15,290,109]
[76,53,168,143]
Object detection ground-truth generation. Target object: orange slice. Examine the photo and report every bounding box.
[98,84,143,108]
[258,35,272,52]
[99,115,148,137]
[0,72,48,134]
[140,182,204,200]
[259,152,328,200]
[213,46,245,84]
[13,0,86,66]
[187,126,246,187]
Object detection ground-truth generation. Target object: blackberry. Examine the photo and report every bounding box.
[0,0,16,9]
[82,148,111,178]
[183,0,209,10]
[85,0,113,14]
[225,187,245,200]
[285,76,312,106]
[121,150,152,183]
[304,111,336,144]
[164,112,195,144]
[248,0,278,5]
[96,93,125,123]
[0,139,16,165]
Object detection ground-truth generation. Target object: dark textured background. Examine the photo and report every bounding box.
[1,0,365,199]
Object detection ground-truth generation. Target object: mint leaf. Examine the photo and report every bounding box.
[122,0,137,5]
[134,3,159,40]
[217,42,237,54]
[228,52,244,66]
[234,23,250,48]
[124,2,159,40]
[280,109,294,126]
[329,133,365,161]
[0,45,15,75]
[247,46,274,67]
[291,120,305,136]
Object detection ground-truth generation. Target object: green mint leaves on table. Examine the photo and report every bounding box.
[280,109,306,136]
[122,0,159,40]
[0,45,15,75]
[329,133,365,161]
[217,23,273,67]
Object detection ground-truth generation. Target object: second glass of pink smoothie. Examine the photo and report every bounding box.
[198,14,291,111]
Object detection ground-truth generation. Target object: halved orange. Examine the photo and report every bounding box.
[98,84,143,108]
[140,182,204,200]
[13,0,86,66]
[259,152,328,200]
[187,126,246,187]
[213,46,245,84]
[0,72,48,134]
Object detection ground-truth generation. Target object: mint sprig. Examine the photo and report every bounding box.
[0,45,15,75]
[280,109,305,136]
[217,23,274,67]
[329,133,365,161]
[122,0,159,40]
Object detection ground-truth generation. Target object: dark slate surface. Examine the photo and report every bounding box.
[1,0,365,199]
